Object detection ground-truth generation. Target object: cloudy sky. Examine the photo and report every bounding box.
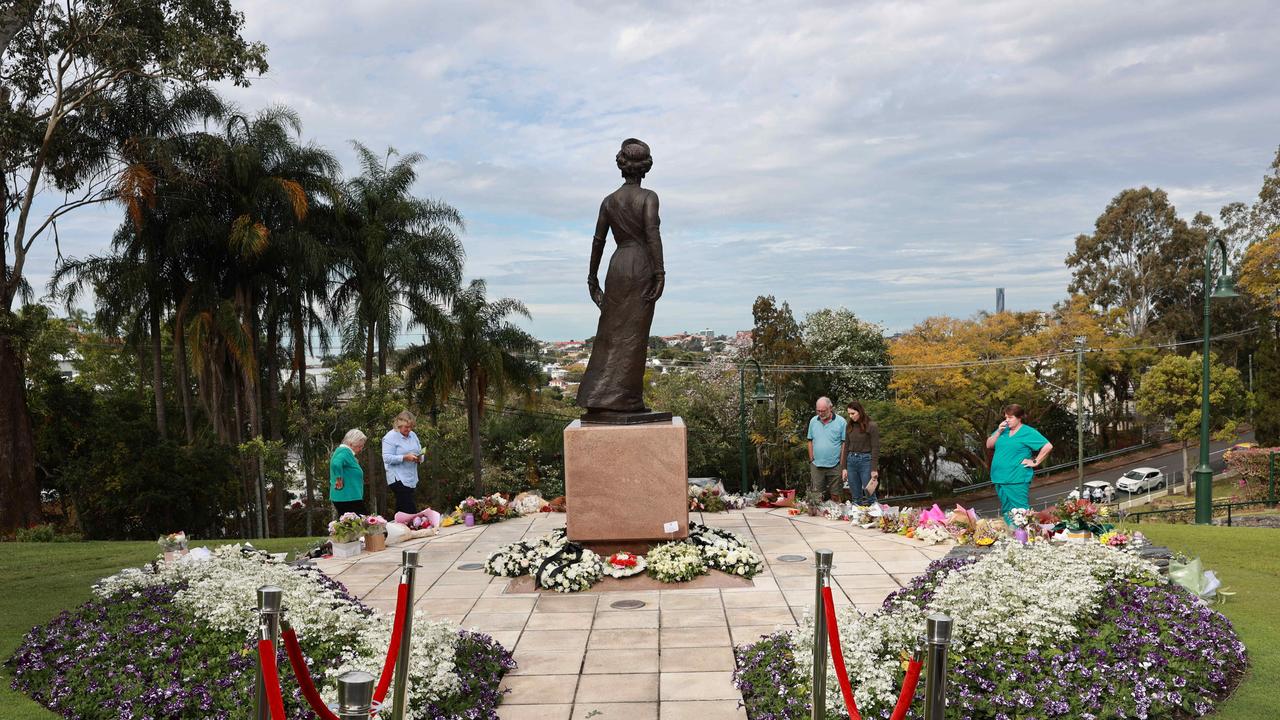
[27,0,1280,339]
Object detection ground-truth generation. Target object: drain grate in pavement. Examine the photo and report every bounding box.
[456,562,484,571]
[776,554,808,563]
[610,599,647,610]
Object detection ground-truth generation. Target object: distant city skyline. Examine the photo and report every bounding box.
[25,1,1280,338]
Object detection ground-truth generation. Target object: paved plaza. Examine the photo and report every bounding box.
[315,508,948,720]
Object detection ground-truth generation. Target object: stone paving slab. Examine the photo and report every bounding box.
[317,507,944,718]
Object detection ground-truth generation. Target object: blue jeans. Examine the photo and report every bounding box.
[847,453,876,504]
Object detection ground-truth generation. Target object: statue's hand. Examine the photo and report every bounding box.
[588,280,605,309]
[644,273,665,302]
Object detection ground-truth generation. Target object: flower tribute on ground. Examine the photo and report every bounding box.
[483,522,762,590]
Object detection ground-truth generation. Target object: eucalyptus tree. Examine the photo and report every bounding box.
[399,279,541,496]
[0,0,266,533]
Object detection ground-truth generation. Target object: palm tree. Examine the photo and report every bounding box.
[51,79,224,439]
[180,106,335,536]
[399,279,541,496]
[329,142,463,514]
[331,142,464,390]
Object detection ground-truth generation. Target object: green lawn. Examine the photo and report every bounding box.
[0,537,322,719]
[1136,525,1280,720]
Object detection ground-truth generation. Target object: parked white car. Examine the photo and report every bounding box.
[1116,467,1165,493]
[1068,480,1116,504]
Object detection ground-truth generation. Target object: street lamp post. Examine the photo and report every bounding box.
[1075,336,1086,498]
[1194,237,1239,524]
[739,359,773,493]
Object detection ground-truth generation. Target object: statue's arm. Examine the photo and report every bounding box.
[588,201,607,307]
[644,191,665,275]
[588,201,608,284]
[643,192,665,301]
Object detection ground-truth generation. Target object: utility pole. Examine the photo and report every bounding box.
[1075,337,1086,498]
[1249,353,1254,425]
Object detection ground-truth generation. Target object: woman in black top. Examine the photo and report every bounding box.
[842,400,881,504]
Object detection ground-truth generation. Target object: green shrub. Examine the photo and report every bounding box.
[14,524,55,542]
[1225,447,1279,502]
[13,524,82,542]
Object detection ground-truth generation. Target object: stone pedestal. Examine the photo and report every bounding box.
[564,417,689,543]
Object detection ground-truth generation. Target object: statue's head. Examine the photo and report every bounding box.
[616,138,653,180]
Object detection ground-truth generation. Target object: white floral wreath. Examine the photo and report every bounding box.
[646,541,708,583]
[533,542,604,593]
[483,539,540,577]
[688,523,764,577]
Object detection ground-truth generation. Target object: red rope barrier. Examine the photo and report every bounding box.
[374,581,411,704]
[821,586,862,720]
[282,627,342,720]
[257,638,288,720]
[889,655,923,720]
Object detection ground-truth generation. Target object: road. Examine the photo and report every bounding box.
[966,433,1253,515]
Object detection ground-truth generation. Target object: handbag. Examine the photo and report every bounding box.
[865,477,879,495]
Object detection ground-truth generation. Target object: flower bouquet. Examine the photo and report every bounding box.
[363,515,388,552]
[328,512,366,557]
[603,552,647,578]
[1006,507,1034,543]
[452,494,520,525]
[1098,530,1130,548]
[972,518,1006,546]
[914,524,952,545]
[1055,498,1109,541]
[157,531,188,561]
[768,489,797,508]
[688,485,726,512]
[723,490,765,509]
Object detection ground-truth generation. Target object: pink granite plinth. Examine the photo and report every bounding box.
[564,417,689,543]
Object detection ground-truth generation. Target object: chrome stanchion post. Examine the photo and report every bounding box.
[923,613,953,720]
[254,585,284,720]
[336,670,376,720]
[390,548,421,720]
[811,549,833,720]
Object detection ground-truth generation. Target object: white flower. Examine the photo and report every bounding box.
[93,545,463,713]
[646,542,707,583]
[786,540,1164,713]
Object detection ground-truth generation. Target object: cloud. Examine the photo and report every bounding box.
[24,0,1280,338]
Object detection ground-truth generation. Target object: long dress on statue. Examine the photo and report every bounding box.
[577,183,664,414]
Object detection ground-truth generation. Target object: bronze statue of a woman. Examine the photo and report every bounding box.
[577,139,671,424]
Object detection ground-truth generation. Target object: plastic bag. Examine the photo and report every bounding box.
[1169,556,1219,600]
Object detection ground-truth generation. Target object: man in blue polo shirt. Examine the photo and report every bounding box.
[807,396,847,503]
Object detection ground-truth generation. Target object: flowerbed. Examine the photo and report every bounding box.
[6,545,514,719]
[734,542,1246,719]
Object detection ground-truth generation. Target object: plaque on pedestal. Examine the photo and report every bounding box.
[564,417,689,543]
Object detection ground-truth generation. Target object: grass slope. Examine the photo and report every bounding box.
[1137,525,1280,720]
[0,537,321,719]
